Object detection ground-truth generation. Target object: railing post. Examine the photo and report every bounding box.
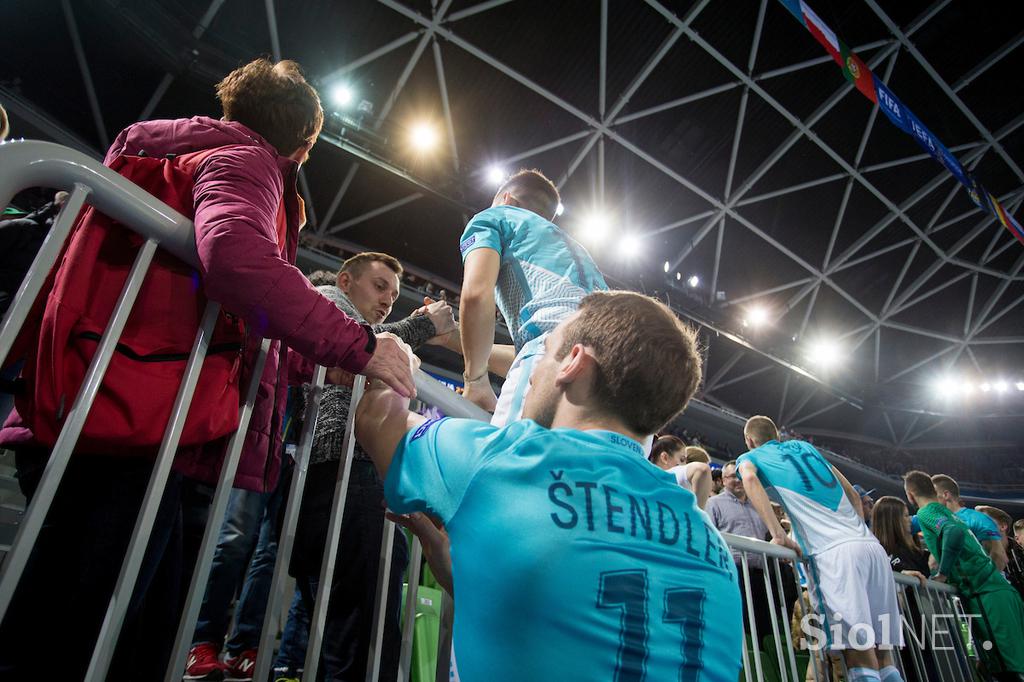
[770,556,801,681]
[0,238,159,622]
[164,339,272,682]
[365,518,397,682]
[0,183,89,364]
[397,536,423,682]
[434,590,454,682]
[303,377,365,682]
[85,300,222,681]
[252,364,327,682]
[739,551,765,681]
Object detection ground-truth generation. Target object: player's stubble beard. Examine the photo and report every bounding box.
[521,367,559,429]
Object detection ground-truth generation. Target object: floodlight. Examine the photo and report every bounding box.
[619,234,642,258]
[331,84,355,108]
[409,121,439,152]
[486,165,506,186]
[980,382,992,392]
[932,376,957,400]
[994,380,1009,393]
[807,338,843,368]
[676,272,682,281]
[663,261,670,273]
[556,203,565,216]
[687,274,700,288]
[580,211,612,246]
[1016,381,1024,392]
[745,305,769,328]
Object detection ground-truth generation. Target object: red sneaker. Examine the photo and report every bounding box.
[224,649,258,682]
[184,642,224,680]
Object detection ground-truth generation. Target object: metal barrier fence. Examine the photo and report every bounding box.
[0,140,986,682]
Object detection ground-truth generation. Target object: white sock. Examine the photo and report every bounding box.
[879,664,904,682]
[847,667,881,682]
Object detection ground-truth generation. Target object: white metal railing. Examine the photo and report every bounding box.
[0,140,996,682]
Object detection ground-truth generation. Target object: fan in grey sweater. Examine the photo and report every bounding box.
[307,284,438,465]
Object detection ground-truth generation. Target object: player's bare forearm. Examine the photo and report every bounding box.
[459,249,501,381]
[985,540,1009,571]
[738,462,788,541]
[354,380,427,480]
[832,466,864,519]
[486,344,516,378]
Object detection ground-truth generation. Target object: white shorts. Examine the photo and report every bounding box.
[491,336,545,427]
[806,540,903,650]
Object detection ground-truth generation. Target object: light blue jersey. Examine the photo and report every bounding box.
[737,440,872,557]
[385,418,742,682]
[956,507,1002,543]
[460,205,608,351]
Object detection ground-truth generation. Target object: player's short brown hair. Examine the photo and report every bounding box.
[495,169,560,220]
[685,446,710,464]
[930,474,960,499]
[744,415,779,447]
[0,103,9,141]
[216,58,323,156]
[903,470,936,498]
[555,291,702,435]
[977,505,1011,532]
[339,252,403,280]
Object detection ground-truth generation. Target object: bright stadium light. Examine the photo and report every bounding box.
[745,305,770,328]
[580,211,612,246]
[676,272,682,281]
[980,382,992,393]
[932,376,957,400]
[409,121,439,152]
[687,274,700,288]
[807,338,843,369]
[1016,381,1024,391]
[331,84,355,108]
[994,379,1009,394]
[619,233,642,258]
[555,202,565,216]
[663,261,670,273]
[486,165,506,186]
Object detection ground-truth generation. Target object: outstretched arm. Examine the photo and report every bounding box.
[738,461,802,556]
[459,249,501,410]
[387,511,453,595]
[355,380,427,480]
[935,523,968,580]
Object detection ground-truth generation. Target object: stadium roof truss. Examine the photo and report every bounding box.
[15,0,1024,455]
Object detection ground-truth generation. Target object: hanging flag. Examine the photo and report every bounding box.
[839,40,877,103]
[777,0,1023,248]
[800,1,842,65]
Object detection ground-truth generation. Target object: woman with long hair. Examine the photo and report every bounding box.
[871,496,930,580]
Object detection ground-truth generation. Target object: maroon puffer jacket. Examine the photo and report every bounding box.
[1,116,374,491]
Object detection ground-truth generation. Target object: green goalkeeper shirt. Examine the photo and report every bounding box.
[916,502,1009,596]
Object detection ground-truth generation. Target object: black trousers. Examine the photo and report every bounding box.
[0,451,183,681]
[292,458,409,682]
[738,560,799,647]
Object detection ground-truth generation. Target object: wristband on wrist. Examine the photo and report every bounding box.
[463,371,489,383]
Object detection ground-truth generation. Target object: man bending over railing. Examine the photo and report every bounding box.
[356,290,743,682]
[737,415,906,682]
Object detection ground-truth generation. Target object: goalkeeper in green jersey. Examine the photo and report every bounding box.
[903,471,1024,679]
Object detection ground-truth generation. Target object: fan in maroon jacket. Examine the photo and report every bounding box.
[0,59,417,680]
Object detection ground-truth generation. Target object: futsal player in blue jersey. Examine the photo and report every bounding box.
[736,416,905,682]
[356,291,742,682]
[457,169,608,425]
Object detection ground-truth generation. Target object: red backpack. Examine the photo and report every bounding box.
[14,146,281,454]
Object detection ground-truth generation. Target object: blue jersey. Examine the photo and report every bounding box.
[737,440,872,557]
[460,205,607,351]
[955,507,1002,543]
[385,418,742,682]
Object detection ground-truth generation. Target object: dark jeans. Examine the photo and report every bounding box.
[274,587,312,674]
[192,458,290,654]
[0,450,183,680]
[292,458,409,682]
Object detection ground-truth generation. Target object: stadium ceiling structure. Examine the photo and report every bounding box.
[3,0,1023,458]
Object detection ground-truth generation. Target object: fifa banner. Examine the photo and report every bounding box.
[776,0,1024,245]
[414,371,466,420]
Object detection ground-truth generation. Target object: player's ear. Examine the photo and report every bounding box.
[554,343,592,387]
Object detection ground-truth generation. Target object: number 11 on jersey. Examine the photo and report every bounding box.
[597,569,706,682]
